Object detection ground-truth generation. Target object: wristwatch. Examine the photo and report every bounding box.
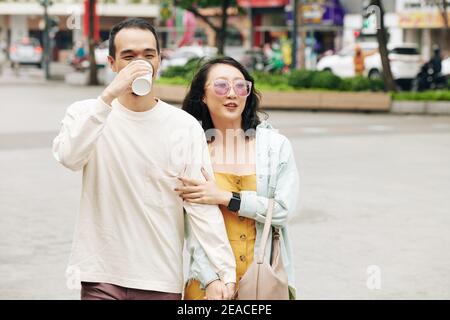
[227,192,241,212]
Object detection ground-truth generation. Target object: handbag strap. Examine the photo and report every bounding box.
[256,198,275,264]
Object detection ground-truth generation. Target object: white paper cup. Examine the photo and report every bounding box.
[132,61,153,96]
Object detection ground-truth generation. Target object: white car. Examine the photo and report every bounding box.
[442,57,450,76]
[160,46,217,73]
[317,42,422,82]
[365,43,421,82]
[9,37,43,68]
[316,42,378,78]
[94,40,109,67]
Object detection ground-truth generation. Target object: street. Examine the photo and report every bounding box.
[0,79,449,299]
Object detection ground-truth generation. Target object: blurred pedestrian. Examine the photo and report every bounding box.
[0,37,6,75]
[431,45,442,74]
[354,45,364,76]
[71,40,87,70]
[74,40,86,59]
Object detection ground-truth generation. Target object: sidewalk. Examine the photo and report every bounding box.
[0,63,108,86]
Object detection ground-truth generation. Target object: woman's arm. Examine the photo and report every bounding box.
[239,137,300,228]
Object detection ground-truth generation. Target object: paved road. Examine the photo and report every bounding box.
[0,81,449,299]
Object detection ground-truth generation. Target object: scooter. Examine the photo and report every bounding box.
[70,56,89,72]
[263,49,285,73]
[414,61,448,91]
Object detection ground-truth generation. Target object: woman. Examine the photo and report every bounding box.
[178,57,299,300]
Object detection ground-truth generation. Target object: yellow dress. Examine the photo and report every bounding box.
[183,172,257,300]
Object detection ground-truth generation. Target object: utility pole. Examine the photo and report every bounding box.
[87,0,98,85]
[248,6,254,50]
[291,0,298,69]
[40,0,52,80]
[298,0,306,69]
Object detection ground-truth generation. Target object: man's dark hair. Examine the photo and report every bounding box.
[108,18,160,59]
[182,57,264,134]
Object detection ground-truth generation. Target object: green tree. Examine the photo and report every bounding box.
[174,0,237,55]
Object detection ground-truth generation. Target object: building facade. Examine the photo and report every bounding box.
[0,0,159,62]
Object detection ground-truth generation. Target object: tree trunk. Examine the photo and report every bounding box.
[216,0,230,55]
[442,0,449,27]
[439,0,449,54]
[371,0,396,92]
[88,0,98,85]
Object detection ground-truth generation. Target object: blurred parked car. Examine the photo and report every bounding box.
[160,46,217,73]
[9,37,43,68]
[442,57,450,76]
[316,42,378,78]
[317,43,422,89]
[365,43,421,84]
[94,40,109,67]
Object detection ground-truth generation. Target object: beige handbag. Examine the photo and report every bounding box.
[235,198,289,300]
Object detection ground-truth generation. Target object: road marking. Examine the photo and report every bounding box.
[431,123,450,129]
[301,127,328,134]
[367,125,394,132]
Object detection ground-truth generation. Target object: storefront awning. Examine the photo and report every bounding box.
[237,0,289,8]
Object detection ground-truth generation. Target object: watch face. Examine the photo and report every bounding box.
[228,196,241,212]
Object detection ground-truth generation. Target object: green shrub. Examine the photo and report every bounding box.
[369,78,385,91]
[256,82,296,92]
[158,76,190,86]
[251,71,289,87]
[310,71,342,90]
[287,70,318,88]
[392,90,450,101]
[161,63,388,93]
[340,76,384,92]
[161,66,188,78]
[161,57,204,80]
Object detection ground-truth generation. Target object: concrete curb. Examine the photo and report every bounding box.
[391,101,427,114]
[426,101,450,115]
[391,101,450,115]
[64,69,108,86]
[153,84,392,111]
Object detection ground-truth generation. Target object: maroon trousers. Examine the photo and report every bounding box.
[81,282,182,300]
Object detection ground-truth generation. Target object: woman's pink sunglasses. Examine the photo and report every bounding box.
[209,79,252,97]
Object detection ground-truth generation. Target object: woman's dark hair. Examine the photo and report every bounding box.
[182,57,264,134]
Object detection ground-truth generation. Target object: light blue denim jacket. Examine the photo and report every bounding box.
[184,121,300,299]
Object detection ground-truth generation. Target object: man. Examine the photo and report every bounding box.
[53,18,235,300]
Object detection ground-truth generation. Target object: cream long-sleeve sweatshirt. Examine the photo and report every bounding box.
[52,97,236,293]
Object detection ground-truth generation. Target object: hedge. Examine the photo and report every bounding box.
[159,58,449,99]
